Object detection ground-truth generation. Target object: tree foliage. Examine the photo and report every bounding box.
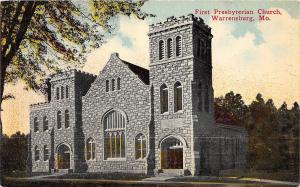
[2,132,28,175]
[0,1,152,184]
[215,92,299,173]
[0,94,299,177]
[215,91,248,126]
[1,0,151,96]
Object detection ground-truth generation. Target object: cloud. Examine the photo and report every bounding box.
[84,10,300,106]
[3,9,299,135]
[211,8,300,106]
[83,16,150,74]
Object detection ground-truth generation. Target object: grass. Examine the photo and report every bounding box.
[5,178,286,187]
[168,176,260,184]
[4,170,50,178]
[220,169,299,182]
[3,170,299,187]
[4,177,286,187]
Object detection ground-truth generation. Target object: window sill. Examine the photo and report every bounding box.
[106,90,121,93]
[135,158,147,161]
[86,159,96,162]
[104,158,126,161]
[161,112,169,115]
[174,110,184,114]
[105,128,125,132]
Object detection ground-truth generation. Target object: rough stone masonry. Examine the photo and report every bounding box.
[29,14,247,176]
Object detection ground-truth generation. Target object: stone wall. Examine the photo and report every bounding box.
[81,53,150,173]
[51,75,76,171]
[29,15,248,176]
[149,14,215,175]
[74,71,97,172]
[30,103,51,172]
[30,70,96,173]
[199,124,248,174]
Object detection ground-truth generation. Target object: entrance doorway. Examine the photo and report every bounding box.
[161,137,183,169]
[57,144,70,169]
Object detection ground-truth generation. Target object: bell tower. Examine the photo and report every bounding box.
[149,14,214,175]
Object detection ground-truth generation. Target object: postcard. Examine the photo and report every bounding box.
[1,1,299,186]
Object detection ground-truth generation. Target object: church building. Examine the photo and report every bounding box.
[29,14,247,176]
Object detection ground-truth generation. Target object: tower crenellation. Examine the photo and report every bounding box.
[149,14,210,35]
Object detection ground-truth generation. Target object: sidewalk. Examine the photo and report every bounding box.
[236,177,299,186]
[4,174,300,186]
[143,175,299,186]
[26,173,65,180]
[143,176,176,181]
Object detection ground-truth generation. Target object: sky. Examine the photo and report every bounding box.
[2,1,300,136]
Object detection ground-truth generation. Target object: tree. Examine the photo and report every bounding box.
[215,91,299,175]
[290,102,299,174]
[2,132,28,175]
[0,1,152,183]
[214,91,248,126]
[245,94,293,170]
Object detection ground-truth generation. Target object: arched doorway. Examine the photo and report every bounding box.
[161,136,184,169]
[57,144,71,169]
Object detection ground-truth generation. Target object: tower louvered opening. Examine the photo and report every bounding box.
[159,40,165,60]
[176,36,182,56]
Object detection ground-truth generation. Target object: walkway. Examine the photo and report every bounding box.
[4,174,299,186]
[26,172,65,180]
[143,175,299,186]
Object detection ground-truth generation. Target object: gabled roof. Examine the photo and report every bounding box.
[122,60,149,85]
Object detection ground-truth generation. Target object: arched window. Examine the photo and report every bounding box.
[43,116,48,131]
[111,79,115,91]
[57,111,62,129]
[34,117,39,132]
[135,134,147,160]
[56,87,60,100]
[204,85,209,112]
[117,77,121,90]
[174,82,183,112]
[44,145,49,161]
[160,84,168,114]
[61,86,64,99]
[34,146,40,161]
[176,36,182,56]
[86,138,95,160]
[66,85,69,98]
[198,82,203,111]
[65,110,70,128]
[167,38,173,58]
[106,80,109,92]
[159,40,165,60]
[104,110,126,159]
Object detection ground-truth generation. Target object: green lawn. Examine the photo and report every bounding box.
[220,169,299,182]
[4,177,286,187]
[4,170,299,187]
